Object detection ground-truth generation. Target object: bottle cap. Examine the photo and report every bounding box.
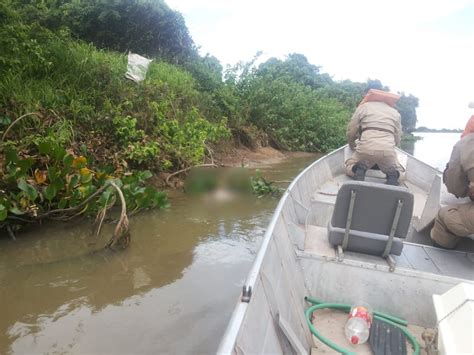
[351,335,359,344]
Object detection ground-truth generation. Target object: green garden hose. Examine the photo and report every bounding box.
[305,297,408,326]
[304,297,420,355]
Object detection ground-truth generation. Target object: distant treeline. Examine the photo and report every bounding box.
[0,0,420,229]
[414,127,462,133]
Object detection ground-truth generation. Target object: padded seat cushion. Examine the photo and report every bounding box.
[328,181,414,256]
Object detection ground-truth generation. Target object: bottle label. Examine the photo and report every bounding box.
[349,306,372,327]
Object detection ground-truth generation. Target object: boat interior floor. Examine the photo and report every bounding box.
[303,173,474,281]
[310,309,433,355]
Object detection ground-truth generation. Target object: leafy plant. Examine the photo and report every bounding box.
[0,143,168,228]
[250,170,281,197]
[125,141,160,165]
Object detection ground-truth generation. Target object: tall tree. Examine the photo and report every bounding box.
[16,0,197,62]
[396,93,419,132]
[256,53,333,89]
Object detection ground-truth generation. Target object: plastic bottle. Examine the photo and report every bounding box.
[344,305,373,345]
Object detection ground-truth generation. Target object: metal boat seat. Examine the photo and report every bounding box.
[328,181,414,257]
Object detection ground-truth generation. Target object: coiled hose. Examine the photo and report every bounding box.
[304,297,420,355]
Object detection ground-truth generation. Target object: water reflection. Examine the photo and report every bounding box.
[0,154,318,354]
[400,137,415,155]
[407,132,460,171]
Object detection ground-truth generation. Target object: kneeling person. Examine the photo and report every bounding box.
[345,89,402,185]
[431,121,474,249]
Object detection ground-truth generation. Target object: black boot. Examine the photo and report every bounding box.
[352,163,367,181]
[386,170,400,186]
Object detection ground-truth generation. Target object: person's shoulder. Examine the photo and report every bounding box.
[460,133,474,145]
[354,103,368,114]
[451,134,473,155]
[465,133,474,141]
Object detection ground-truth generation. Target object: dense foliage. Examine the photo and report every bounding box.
[0,0,419,231]
[396,94,419,132]
[250,170,281,197]
[12,0,197,62]
[0,1,225,229]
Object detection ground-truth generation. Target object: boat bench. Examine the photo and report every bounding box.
[328,181,414,257]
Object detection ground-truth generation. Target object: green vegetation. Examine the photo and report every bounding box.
[0,1,220,231]
[401,133,423,142]
[250,170,281,197]
[0,0,419,233]
[396,94,419,133]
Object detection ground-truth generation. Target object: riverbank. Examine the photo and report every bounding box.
[150,143,315,189]
[5,147,316,239]
[215,145,315,168]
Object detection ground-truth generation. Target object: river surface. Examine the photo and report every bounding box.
[401,132,460,171]
[0,133,460,354]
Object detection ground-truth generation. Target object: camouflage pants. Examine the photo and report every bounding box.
[345,150,401,177]
[430,203,474,249]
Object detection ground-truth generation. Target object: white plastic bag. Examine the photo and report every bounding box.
[125,52,152,83]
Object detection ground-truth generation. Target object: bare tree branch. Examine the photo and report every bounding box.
[1,112,40,143]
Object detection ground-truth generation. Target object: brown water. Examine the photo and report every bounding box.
[0,154,318,354]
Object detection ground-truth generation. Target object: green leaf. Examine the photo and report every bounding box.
[17,179,38,201]
[63,154,74,170]
[140,170,153,180]
[52,145,66,161]
[134,193,148,209]
[52,177,64,192]
[80,172,92,184]
[69,175,80,190]
[47,166,58,181]
[0,115,11,126]
[5,147,18,164]
[38,141,52,155]
[80,184,96,198]
[16,158,34,173]
[43,184,57,201]
[155,191,169,208]
[112,179,123,188]
[9,206,25,215]
[70,189,82,207]
[98,189,113,207]
[0,204,7,221]
[58,198,67,209]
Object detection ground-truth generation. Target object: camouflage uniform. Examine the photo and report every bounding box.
[431,134,474,248]
[345,101,402,176]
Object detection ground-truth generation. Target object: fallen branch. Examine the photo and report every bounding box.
[94,207,108,236]
[48,204,90,221]
[204,143,215,165]
[4,181,131,249]
[165,163,218,187]
[105,181,130,249]
[1,112,40,143]
[38,184,108,219]
[6,215,35,223]
[94,197,116,237]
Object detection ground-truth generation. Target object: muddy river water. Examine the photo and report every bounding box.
[0,155,320,354]
[0,133,459,354]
